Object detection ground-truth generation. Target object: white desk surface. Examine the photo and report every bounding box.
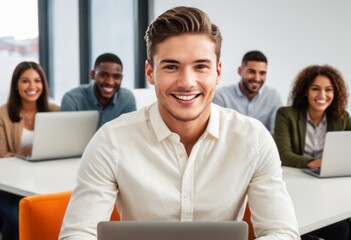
[1,157,351,235]
[282,166,351,235]
[0,157,80,196]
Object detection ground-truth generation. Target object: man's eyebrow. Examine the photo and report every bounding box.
[159,59,180,64]
[193,58,212,64]
[247,68,266,73]
[159,59,212,64]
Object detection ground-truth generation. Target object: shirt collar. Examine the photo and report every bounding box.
[148,102,220,142]
[207,103,220,139]
[149,103,171,141]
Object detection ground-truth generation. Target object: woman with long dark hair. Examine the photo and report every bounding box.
[0,61,59,240]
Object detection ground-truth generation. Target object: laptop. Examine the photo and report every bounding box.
[97,221,248,240]
[19,111,99,161]
[302,131,351,178]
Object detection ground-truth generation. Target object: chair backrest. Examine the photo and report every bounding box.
[19,191,120,240]
[242,204,255,240]
[19,191,253,240]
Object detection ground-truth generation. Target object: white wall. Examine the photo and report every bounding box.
[151,0,351,111]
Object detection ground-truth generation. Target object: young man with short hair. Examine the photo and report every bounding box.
[59,7,299,240]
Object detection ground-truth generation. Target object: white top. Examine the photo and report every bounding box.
[21,127,34,149]
[60,103,299,240]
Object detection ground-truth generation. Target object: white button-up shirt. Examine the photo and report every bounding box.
[60,103,299,240]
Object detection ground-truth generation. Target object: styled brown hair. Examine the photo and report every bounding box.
[7,61,50,122]
[289,65,348,120]
[144,6,222,67]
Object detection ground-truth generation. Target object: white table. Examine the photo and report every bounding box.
[283,166,351,234]
[1,157,351,235]
[0,157,80,196]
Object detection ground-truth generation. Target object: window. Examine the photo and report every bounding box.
[90,0,135,89]
[0,0,39,104]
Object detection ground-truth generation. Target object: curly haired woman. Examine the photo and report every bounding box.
[274,64,351,240]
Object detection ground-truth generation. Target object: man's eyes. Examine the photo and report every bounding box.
[99,72,108,77]
[195,64,207,70]
[164,65,177,70]
[162,64,210,71]
[99,73,122,79]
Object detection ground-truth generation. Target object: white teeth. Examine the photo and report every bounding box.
[316,100,326,103]
[26,90,37,95]
[103,87,114,93]
[175,95,196,101]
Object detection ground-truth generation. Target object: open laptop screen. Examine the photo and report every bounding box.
[97,221,248,240]
[19,110,99,161]
[302,131,351,178]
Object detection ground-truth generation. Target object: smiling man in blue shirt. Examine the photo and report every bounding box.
[213,50,282,133]
[61,53,136,129]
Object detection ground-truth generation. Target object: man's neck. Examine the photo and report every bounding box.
[174,121,208,156]
[98,98,111,109]
[159,107,210,157]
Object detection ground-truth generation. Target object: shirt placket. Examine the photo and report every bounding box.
[180,158,194,221]
[170,135,195,222]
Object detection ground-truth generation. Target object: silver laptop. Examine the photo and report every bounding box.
[303,131,351,178]
[19,111,99,161]
[97,221,248,240]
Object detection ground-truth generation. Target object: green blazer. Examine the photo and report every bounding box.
[273,106,351,168]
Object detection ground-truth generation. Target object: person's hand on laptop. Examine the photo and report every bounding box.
[306,159,321,169]
[19,146,32,157]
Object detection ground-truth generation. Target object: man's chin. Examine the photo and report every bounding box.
[101,94,115,100]
[169,109,204,122]
[248,87,260,94]
[100,89,118,99]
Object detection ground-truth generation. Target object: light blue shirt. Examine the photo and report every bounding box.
[61,83,136,129]
[213,83,282,133]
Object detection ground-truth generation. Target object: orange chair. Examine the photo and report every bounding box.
[242,204,255,240]
[19,191,120,240]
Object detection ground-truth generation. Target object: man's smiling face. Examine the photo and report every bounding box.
[145,34,221,124]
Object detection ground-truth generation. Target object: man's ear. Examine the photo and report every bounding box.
[237,66,242,76]
[145,60,155,85]
[216,61,222,85]
[90,70,96,79]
